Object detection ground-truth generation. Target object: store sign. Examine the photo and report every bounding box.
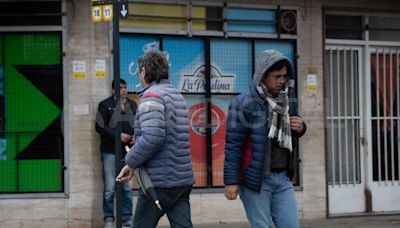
[180,65,235,93]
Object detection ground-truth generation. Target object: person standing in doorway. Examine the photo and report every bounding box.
[116,50,194,228]
[223,50,306,228]
[95,79,137,228]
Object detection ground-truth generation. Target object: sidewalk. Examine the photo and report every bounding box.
[159,214,400,228]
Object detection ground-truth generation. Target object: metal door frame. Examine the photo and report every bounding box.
[326,39,400,214]
[324,7,400,215]
[325,44,366,214]
[365,45,400,212]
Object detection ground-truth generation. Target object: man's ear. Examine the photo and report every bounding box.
[141,67,147,79]
[140,67,149,84]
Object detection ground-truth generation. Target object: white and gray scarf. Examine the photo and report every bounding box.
[257,83,292,152]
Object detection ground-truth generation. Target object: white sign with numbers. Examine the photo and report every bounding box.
[103,5,113,21]
[91,6,102,22]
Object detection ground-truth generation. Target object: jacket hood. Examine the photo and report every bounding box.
[253,50,294,86]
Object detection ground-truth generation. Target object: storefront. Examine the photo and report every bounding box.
[117,1,299,188]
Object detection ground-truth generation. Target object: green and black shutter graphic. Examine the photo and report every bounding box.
[0,34,63,193]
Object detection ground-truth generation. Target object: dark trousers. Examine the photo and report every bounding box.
[132,186,193,228]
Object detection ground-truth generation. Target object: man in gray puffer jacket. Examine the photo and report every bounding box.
[117,50,194,228]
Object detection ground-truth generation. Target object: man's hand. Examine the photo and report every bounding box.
[121,133,132,143]
[116,165,134,183]
[224,185,240,200]
[290,116,304,133]
[129,136,136,145]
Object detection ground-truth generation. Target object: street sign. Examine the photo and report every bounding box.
[91,6,102,22]
[103,5,113,21]
[91,0,128,22]
[120,3,128,19]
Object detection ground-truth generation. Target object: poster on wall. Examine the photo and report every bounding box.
[120,35,165,92]
[210,39,252,93]
[186,98,228,187]
[165,38,246,186]
[163,36,204,90]
[210,96,230,186]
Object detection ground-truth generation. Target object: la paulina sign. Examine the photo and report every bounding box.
[180,65,235,93]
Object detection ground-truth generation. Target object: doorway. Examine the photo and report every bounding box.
[325,45,400,214]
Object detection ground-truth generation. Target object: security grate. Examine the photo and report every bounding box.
[325,47,361,186]
[370,49,400,184]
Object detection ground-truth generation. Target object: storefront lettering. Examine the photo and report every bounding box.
[180,65,234,93]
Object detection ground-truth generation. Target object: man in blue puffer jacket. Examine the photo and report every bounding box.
[224,50,306,228]
[117,50,194,228]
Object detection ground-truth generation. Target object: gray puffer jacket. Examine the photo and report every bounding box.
[125,79,194,188]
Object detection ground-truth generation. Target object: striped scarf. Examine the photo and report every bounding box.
[256,83,292,152]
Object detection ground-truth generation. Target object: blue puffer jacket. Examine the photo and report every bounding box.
[224,50,306,192]
[125,79,194,188]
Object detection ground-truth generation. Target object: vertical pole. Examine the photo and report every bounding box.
[337,49,342,186]
[330,49,335,185]
[383,49,388,184]
[389,52,394,184]
[397,51,400,186]
[112,1,123,227]
[376,49,381,184]
[350,48,356,185]
[205,38,213,186]
[344,49,349,185]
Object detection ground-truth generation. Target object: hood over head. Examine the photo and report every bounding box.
[253,49,294,86]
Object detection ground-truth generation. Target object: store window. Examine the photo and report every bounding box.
[369,16,400,42]
[227,8,276,33]
[325,15,363,40]
[0,1,62,26]
[0,34,63,193]
[0,0,65,195]
[119,1,299,188]
[120,34,297,187]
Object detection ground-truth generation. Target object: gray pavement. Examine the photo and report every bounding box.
[158,214,400,228]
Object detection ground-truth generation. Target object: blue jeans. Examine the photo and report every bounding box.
[101,152,133,222]
[132,187,192,228]
[240,172,299,228]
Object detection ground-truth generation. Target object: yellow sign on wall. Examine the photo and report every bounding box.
[72,61,87,79]
[306,74,317,92]
[91,0,112,22]
[95,60,106,78]
[102,5,113,21]
[91,6,102,22]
